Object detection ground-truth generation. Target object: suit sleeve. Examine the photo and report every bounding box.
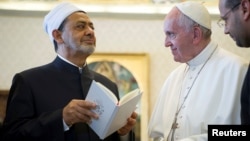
[2,74,65,141]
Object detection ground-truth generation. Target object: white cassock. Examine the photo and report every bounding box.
[148,41,248,141]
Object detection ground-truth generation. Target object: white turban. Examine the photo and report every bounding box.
[43,2,85,42]
[176,1,211,30]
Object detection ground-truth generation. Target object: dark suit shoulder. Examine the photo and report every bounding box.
[14,63,54,80]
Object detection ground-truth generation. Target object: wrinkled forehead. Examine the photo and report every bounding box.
[164,8,180,28]
[66,12,90,21]
[61,12,93,30]
[165,7,180,19]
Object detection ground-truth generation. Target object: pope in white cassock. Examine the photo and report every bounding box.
[148,1,248,141]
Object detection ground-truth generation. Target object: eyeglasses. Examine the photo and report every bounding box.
[217,3,241,28]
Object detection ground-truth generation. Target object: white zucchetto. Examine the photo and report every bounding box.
[43,2,85,42]
[176,1,211,30]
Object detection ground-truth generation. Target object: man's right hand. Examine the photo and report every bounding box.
[63,99,99,126]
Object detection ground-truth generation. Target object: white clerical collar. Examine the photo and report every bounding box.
[57,54,86,70]
[187,41,217,66]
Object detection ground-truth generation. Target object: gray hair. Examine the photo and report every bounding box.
[177,12,212,39]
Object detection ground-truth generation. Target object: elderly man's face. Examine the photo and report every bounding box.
[60,12,96,55]
[164,8,195,63]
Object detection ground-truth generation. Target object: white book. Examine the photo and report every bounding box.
[86,80,142,139]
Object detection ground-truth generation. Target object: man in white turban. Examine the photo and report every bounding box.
[148,1,248,141]
[2,2,137,141]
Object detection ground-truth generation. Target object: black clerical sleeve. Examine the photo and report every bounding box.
[241,64,250,125]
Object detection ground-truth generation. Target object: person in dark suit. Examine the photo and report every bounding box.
[218,0,250,124]
[1,2,137,141]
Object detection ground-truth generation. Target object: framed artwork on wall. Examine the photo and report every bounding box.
[87,53,149,141]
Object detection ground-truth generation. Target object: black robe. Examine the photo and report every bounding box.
[241,63,250,125]
[1,57,133,141]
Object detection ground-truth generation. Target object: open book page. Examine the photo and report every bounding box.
[85,81,118,138]
[96,82,118,104]
[105,90,142,137]
[119,89,142,105]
